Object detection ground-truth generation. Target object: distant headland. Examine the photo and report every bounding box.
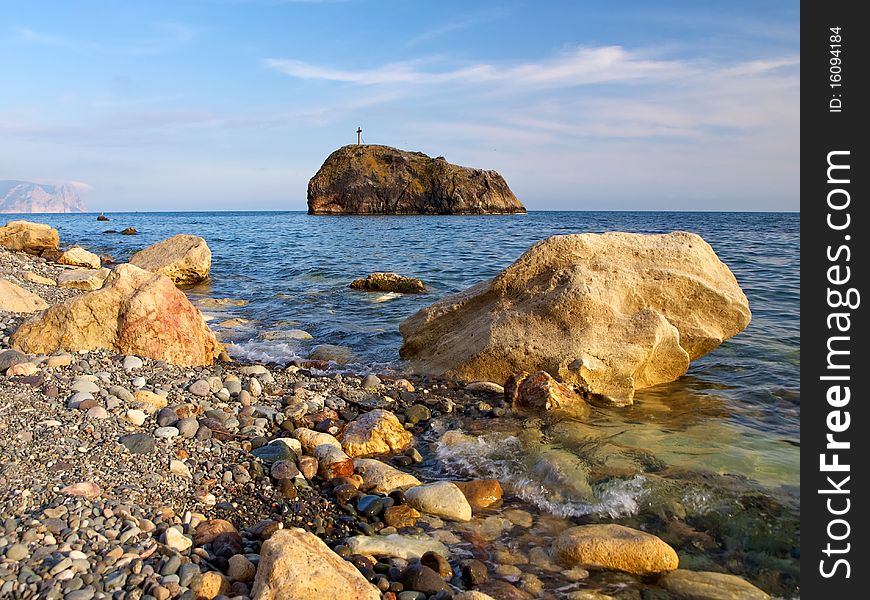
[307,144,526,215]
[0,180,86,214]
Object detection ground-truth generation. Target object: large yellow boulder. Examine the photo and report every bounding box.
[0,220,60,255]
[130,234,211,285]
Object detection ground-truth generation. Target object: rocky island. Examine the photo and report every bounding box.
[307,145,526,215]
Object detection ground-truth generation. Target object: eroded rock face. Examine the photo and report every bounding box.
[552,524,679,575]
[0,280,48,313]
[11,263,222,366]
[0,220,60,255]
[307,145,526,215]
[129,234,211,285]
[251,528,380,600]
[400,232,751,405]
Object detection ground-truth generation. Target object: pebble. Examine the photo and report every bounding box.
[85,406,108,419]
[163,527,192,552]
[188,379,211,397]
[227,555,256,582]
[5,543,29,561]
[119,433,155,454]
[170,460,192,478]
[70,380,100,394]
[131,376,147,388]
[176,417,199,438]
[154,426,180,439]
[126,409,147,426]
[123,355,144,371]
[67,392,94,409]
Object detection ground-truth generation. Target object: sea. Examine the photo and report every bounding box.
[26,210,800,594]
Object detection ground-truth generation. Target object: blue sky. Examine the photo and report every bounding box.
[0,0,799,211]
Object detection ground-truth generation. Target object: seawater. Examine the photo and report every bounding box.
[28,210,800,593]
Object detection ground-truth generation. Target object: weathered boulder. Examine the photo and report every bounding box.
[405,481,473,522]
[659,570,770,600]
[506,371,590,419]
[354,458,421,494]
[351,272,426,293]
[56,246,101,269]
[341,409,413,458]
[0,280,48,313]
[400,232,751,405]
[293,428,342,454]
[10,263,222,366]
[57,268,110,291]
[552,524,679,575]
[314,444,354,479]
[0,220,60,255]
[129,234,211,285]
[251,528,380,600]
[307,145,526,215]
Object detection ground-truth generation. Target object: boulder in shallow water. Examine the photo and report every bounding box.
[341,409,413,458]
[660,570,770,600]
[130,234,211,285]
[506,370,590,419]
[11,263,222,366]
[400,232,751,405]
[56,246,101,269]
[350,272,426,293]
[251,528,380,600]
[0,280,48,313]
[0,220,59,254]
[405,481,472,522]
[454,479,503,511]
[552,524,679,575]
[309,344,357,364]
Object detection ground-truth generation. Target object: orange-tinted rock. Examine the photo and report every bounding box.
[508,371,590,419]
[11,264,222,366]
[341,409,412,458]
[455,479,503,511]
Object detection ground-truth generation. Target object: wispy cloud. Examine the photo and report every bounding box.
[13,22,197,56]
[407,7,512,46]
[265,46,688,88]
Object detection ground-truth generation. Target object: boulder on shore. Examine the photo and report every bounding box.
[400,232,750,405]
[56,246,101,269]
[351,272,426,293]
[0,280,49,313]
[341,409,413,458]
[10,263,222,366]
[251,528,381,600]
[57,268,110,291]
[307,145,526,215]
[130,234,211,285]
[0,220,60,255]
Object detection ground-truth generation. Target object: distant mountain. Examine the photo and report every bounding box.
[0,180,87,213]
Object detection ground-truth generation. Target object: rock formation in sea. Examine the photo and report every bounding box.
[0,181,86,213]
[307,145,526,215]
[400,231,751,405]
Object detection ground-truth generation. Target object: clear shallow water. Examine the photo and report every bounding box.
[22,210,800,592]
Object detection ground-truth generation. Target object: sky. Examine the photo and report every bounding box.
[0,0,800,212]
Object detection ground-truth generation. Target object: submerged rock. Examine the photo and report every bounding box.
[0,279,48,313]
[350,272,426,293]
[307,144,526,215]
[506,370,590,419]
[552,524,679,575]
[660,570,771,600]
[251,528,380,600]
[11,263,223,366]
[0,220,59,254]
[130,234,211,285]
[400,232,751,405]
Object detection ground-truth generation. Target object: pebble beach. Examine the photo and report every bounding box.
[1,223,791,600]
